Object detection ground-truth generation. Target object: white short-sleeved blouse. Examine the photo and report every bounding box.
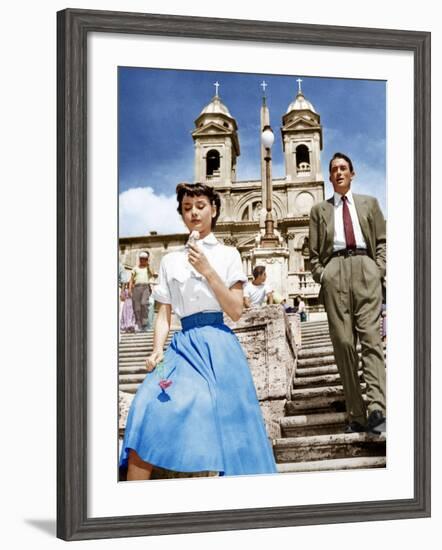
[152,233,247,319]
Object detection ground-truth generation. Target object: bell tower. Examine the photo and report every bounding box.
[281,79,323,184]
[192,83,240,187]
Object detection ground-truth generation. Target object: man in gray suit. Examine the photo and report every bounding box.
[309,152,386,435]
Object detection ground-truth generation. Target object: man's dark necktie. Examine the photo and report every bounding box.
[341,195,356,249]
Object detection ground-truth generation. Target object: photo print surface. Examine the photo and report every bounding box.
[117,66,387,482]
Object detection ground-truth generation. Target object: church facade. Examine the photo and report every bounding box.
[119,82,325,308]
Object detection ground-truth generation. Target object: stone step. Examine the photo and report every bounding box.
[293,372,363,388]
[300,336,331,343]
[294,368,363,383]
[280,411,347,437]
[120,333,155,340]
[291,384,366,400]
[119,337,177,346]
[119,373,147,385]
[277,456,386,473]
[119,365,147,374]
[119,341,154,347]
[297,354,337,368]
[119,339,173,348]
[299,336,331,343]
[120,342,153,349]
[301,321,329,329]
[299,337,332,345]
[300,328,330,335]
[298,344,373,360]
[119,338,173,349]
[285,393,369,415]
[120,333,155,338]
[119,357,150,365]
[118,366,149,374]
[119,347,173,355]
[119,351,152,358]
[119,347,173,356]
[297,349,385,367]
[119,365,147,373]
[119,350,162,358]
[120,337,173,344]
[119,355,155,362]
[300,333,331,342]
[119,383,141,394]
[300,328,329,337]
[273,432,386,463]
[295,364,360,377]
[301,325,328,336]
[299,341,333,351]
[298,346,336,359]
[119,349,171,362]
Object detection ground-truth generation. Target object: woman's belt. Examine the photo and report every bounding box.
[181,311,224,330]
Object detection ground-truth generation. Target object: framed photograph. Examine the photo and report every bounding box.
[57,8,431,541]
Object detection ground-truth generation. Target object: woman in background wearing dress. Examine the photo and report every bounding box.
[120,283,136,333]
[119,183,277,480]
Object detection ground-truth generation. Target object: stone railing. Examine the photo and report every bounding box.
[292,271,321,297]
[225,305,298,440]
[286,311,301,350]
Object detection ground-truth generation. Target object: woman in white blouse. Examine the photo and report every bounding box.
[120,183,277,480]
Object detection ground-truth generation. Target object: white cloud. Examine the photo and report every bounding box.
[119,186,186,237]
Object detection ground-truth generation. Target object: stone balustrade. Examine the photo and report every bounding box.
[292,271,321,296]
[224,304,298,439]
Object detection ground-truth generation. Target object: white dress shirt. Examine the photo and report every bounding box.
[152,232,247,319]
[333,190,367,251]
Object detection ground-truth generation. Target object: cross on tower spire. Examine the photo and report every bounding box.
[296,78,303,95]
[214,81,220,97]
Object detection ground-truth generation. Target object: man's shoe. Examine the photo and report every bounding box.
[344,421,366,434]
[367,410,386,434]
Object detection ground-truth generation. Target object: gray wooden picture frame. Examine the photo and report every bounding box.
[57,8,431,541]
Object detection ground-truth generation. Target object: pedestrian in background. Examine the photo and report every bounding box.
[243,266,273,308]
[129,251,155,332]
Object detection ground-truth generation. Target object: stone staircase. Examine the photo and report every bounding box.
[119,329,176,394]
[273,319,386,473]
[119,328,201,479]
[119,318,386,478]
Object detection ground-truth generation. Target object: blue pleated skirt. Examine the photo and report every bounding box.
[119,311,277,476]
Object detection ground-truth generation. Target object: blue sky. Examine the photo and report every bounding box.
[119,67,386,237]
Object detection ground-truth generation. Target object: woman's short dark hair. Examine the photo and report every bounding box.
[329,152,354,174]
[176,182,221,229]
[252,265,266,279]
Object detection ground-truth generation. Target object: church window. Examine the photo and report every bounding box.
[301,236,310,256]
[206,149,220,176]
[296,144,311,173]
